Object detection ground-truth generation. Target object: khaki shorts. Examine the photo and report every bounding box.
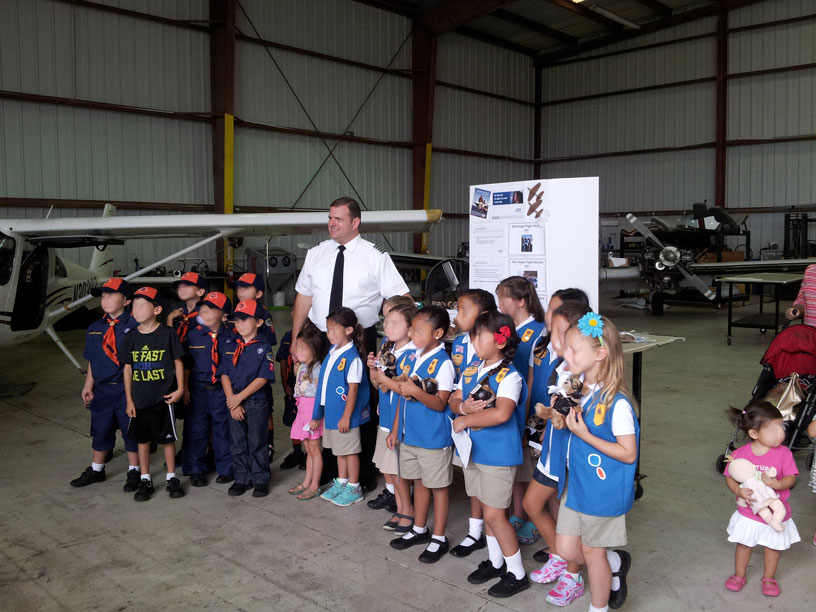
[399,444,453,489]
[452,453,463,468]
[464,462,517,509]
[373,428,400,475]
[555,485,628,548]
[322,427,362,456]
[514,445,536,483]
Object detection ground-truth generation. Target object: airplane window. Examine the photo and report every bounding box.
[0,233,15,286]
[55,256,67,278]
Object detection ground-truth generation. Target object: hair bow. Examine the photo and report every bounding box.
[494,325,512,344]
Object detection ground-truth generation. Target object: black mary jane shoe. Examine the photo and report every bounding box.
[418,538,449,564]
[390,528,431,550]
[449,534,486,558]
[467,559,507,585]
[487,572,530,598]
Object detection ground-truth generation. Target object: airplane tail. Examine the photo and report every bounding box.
[89,204,116,277]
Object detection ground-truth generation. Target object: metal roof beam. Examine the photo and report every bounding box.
[420,0,519,33]
[538,0,764,65]
[492,9,578,45]
[631,0,673,19]
[456,25,538,56]
[543,0,625,32]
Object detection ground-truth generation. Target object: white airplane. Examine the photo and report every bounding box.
[0,205,442,373]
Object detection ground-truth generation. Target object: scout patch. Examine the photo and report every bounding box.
[463,365,479,377]
[452,353,463,366]
[593,403,607,427]
[454,344,464,354]
[401,365,411,375]
[521,328,534,343]
[495,368,509,383]
[427,359,438,375]
[338,357,346,372]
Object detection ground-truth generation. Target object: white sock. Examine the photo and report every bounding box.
[468,517,484,540]
[486,535,503,569]
[413,524,428,534]
[166,472,175,481]
[607,549,621,591]
[504,550,525,580]
[564,571,581,582]
[128,465,140,472]
[348,482,360,490]
[385,483,395,494]
[550,553,565,563]
[403,524,427,539]
[91,462,104,472]
[140,474,152,482]
[425,534,446,553]
[589,605,608,612]
[338,478,349,485]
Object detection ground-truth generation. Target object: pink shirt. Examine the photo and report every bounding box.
[794,264,816,326]
[725,443,798,523]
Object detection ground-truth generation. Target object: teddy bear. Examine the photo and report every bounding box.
[550,376,585,417]
[726,457,786,532]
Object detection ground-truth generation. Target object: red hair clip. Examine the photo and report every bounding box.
[494,325,511,344]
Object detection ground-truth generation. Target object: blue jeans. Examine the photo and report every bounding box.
[183,382,233,476]
[228,394,270,486]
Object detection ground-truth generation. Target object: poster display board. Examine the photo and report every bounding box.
[469,178,599,309]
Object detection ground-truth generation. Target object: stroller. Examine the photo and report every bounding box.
[716,323,816,474]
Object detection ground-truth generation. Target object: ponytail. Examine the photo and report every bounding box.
[497,276,546,322]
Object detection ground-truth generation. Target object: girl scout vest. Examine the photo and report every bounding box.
[451,334,479,382]
[397,347,453,449]
[566,391,640,517]
[313,344,371,430]
[530,339,562,407]
[514,320,546,375]
[459,362,529,466]
[377,344,413,432]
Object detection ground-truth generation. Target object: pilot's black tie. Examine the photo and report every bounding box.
[329,245,346,314]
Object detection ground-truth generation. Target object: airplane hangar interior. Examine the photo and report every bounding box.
[2,1,816,611]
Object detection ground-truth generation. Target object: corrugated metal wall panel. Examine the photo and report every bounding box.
[0,0,210,110]
[436,32,534,99]
[0,99,213,203]
[729,0,816,28]
[727,141,816,207]
[92,0,209,21]
[728,70,816,139]
[543,82,715,157]
[541,150,715,214]
[729,18,816,73]
[544,36,715,101]
[235,0,412,69]
[433,87,533,157]
[235,42,411,139]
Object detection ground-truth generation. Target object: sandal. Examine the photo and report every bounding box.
[297,488,320,501]
[288,484,307,495]
[393,513,414,535]
[725,575,746,592]
[383,515,400,531]
[761,578,780,597]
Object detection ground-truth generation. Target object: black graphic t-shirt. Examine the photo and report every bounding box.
[122,324,185,408]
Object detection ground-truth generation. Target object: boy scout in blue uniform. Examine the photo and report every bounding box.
[182,291,235,487]
[218,299,276,497]
[167,271,208,343]
[71,278,141,491]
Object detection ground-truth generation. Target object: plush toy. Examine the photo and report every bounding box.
[394,372,438,399]
[375,341,397,378]
[726,456,786,532]
[551,376,585,417]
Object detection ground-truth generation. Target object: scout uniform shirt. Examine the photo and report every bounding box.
[216,335,275,401]
[84,311,137,383]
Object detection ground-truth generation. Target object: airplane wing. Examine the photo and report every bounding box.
[1,209,443,245]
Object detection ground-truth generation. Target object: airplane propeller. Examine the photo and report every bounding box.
[626,213,715,300]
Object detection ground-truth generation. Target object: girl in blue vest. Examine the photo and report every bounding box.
[367,301,417,533]
[450,311,530,598]
[525,297,592,607]
[390,306,455,564]
[449,288,498,559]
[311,307,371,508]
[496,275,547,543]
[557,313,639,612]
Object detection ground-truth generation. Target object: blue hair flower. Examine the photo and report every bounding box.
[578,312,605,343]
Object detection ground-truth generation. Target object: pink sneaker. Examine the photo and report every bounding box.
[546,573,585,607]
[530,556,567,584]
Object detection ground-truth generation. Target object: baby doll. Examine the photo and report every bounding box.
[726,457,786,532]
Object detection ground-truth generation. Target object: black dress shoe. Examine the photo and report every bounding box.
[533,548,550,563]
[468,559,507,584]
[418,538,449,564]
[450,534,486,558]
[189,473,207,487]
[280,450,304,470]
[487,572,530,598]
[608,549,631,610]
[367,488,396,510]
[390,529,431,550]
[70,466,106,488]
[252,483,269,497]
[215,474,234,484]
[228,482,252,496]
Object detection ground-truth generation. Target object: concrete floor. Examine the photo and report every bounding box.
[1,297,815,611]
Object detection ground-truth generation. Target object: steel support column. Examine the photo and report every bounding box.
[715,13,728,208]
[411,26,437,254]
[210,0,236,287]
[533,64,543,179]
